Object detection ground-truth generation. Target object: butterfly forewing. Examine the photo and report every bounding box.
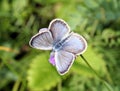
[61,33,87,55]
[55,50,75,75]
[29,28,53,50]
[49,19,70,43]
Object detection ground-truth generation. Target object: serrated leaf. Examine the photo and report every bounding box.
[27,53,61,91]
[72,46,107,77]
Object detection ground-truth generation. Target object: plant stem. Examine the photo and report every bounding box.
[57,81,62,91]
[0,46,18,53]
[20,78,27,91]
[12,77,21,91]
[80,55,113,91]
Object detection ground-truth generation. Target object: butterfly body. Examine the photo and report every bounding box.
[29,19,87,75]
[53,34,71,51]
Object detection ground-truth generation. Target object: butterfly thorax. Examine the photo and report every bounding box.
[53,34,72,51]
[53,40,64,51]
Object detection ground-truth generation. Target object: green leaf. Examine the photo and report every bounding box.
[27,53,61,91]
[12,0,28,14]
[34,0,58,5]
[55,2,82,30]
[84,0,99,9]
[72,46,107,77]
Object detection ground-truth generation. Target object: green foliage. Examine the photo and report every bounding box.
[62,74,111,91]
[72,46,107,77]
[27,53,61,91]
[0,0,120,91]
[27,46,109,91]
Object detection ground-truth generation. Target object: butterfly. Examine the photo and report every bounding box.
[29,19,87,75]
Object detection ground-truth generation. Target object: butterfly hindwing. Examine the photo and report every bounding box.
[55,50,75,75]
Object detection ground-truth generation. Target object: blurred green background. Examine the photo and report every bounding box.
[0,0,120,91]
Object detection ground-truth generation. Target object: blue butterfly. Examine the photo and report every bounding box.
[29,19,87,75]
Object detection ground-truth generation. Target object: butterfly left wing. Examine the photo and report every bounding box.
[55,50,75,75]
[29,28,53,50]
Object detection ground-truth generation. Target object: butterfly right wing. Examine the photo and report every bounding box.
[62,32,87,55]
[29,28,53,50]
[54,33,87,75]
